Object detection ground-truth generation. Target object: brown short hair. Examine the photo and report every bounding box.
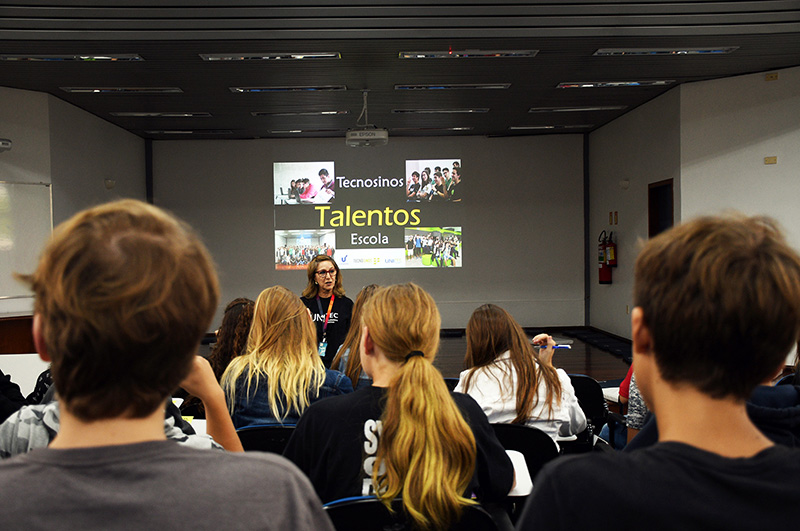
[301,255,345,298]
[18,199,219,420]
[634,214,800,400]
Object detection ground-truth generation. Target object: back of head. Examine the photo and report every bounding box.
[330,284,380,381]
[634,214,800,400]
[364,283,476,530]
[19,199,219,420]
[221,286,323,421]
[209,298,255,381]
[464,304,562,422]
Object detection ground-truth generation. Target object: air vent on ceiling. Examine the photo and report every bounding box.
[399,49,537,59]
[528,106,627,113]
[395,83,510,90]
[201,52,340,61]
[594,47,738,56]
[392,108,489,114]
[252,110,349,116]
[111,112,211,117]
[62,87,182,94]
[557,81,674,88]
[231,85,347,93]
[0,54,142,61]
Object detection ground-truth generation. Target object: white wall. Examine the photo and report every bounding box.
[0,87,51,186]
[48,96,145,225]
[154,135,586,329]
[680,66,800,248]
[588,89,682,339]
[0,87,145,384]
[0,87,53,315]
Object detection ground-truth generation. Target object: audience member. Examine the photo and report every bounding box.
[330,284,380,390]
[517,214,800,529]
[209,298,256,381]
[0,369,27,423]
[625,353,800,451]
[25,368,53,405]
[0,199,332,529]
[179,297,255,418]
[1,356,240,456]
[221,286,352,428]
[455,304,586,442]
[284,283,513,529]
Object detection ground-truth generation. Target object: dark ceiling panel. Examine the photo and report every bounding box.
[0,2,797,140]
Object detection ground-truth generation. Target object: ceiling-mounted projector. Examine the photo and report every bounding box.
[346,127,388,147]
[346,90,387,147]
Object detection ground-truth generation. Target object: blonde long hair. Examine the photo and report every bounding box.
[365,283,476,530]
[221,286,325,422]
[330,284,380,383]
[462,304,562,423]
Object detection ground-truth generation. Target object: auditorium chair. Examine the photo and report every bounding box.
[235,424,295,453]
[323,497,498,531]
[490,423,559,521]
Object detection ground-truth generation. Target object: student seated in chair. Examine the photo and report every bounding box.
[0,200,333,530]
[517,214,800,529]
[284,283,513,530]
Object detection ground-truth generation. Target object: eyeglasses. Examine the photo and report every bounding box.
[316,269,336,277]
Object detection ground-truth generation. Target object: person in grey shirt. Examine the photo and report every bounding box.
[0,199,333,531]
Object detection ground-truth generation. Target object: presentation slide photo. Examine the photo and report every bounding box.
[404,227,462,268]
[405,158,461,202]
[274,161,335,205]
[275,229,336,270]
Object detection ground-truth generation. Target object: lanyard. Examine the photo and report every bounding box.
[315,293,335,337]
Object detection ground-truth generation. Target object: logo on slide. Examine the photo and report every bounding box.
[340,255,348,263]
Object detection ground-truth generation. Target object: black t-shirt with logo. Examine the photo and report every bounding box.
[301,294,353,368]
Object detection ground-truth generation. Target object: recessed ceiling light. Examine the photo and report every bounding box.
[231,86,347,93]
[557,80,674,88]
[395,84,510,90]
[528,106,628,113]
[399,50,537,59]
[143,129,233,135]
[594,47,738,56]
[391,127,474,132]
[0,54,143,61]
[509,125,593,130]
[269,129,345,134]
[111,112,211,117]
[251,110,349,116]
[392,108,489,114]
[201,52,340,61]
[61,87,183,94]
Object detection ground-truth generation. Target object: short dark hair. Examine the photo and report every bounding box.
[319,168,329,177]
[634,214,800,399]
[19,200,220,420]
[411,171,420,178]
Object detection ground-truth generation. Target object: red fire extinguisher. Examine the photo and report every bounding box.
[606,232,618,267]
[598,231,612,284]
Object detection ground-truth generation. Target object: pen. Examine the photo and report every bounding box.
[532,344,571,350]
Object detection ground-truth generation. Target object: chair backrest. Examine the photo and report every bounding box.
[568,374,609,435]
[490,423,559,482]
[443,377,460,391]
[323,497,498,531]
[236,424,295,453]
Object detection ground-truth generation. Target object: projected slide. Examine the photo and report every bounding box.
[274,161,336,205]
[273,159,462,270]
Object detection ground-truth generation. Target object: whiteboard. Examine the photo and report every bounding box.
[0,182,52,305]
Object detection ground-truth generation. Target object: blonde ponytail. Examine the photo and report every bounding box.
[364,284,477,530]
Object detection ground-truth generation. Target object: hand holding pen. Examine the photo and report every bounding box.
[531,333,570,366]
